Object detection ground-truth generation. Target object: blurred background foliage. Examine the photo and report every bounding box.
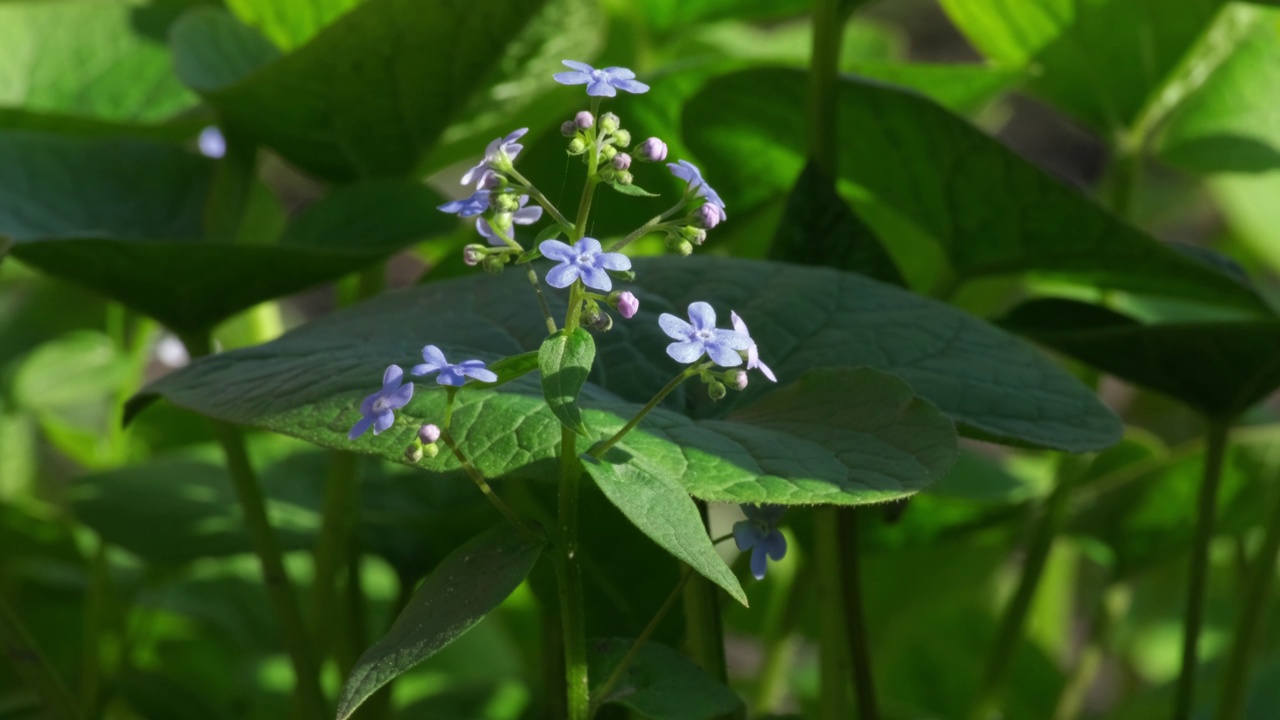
[3,0,1280,718]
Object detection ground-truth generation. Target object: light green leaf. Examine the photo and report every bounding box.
[170,0,550,181]
[609,182,661,198]
[0,0,197,123]
[336,523,544,720]
[847,62,1021,115]
[589,638,744,719]
[682,68,1267,312]
[225,0,364,50]
[539,328,594,435]
[938,0,1225,133]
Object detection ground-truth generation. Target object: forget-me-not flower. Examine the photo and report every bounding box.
[729,311,776,382]
[411,345,498,386]
[553,61,650,97]
[540,237,631,292]
[733,504,787,580]
[349,365,414,440]
[461,128,528,187]
[668,160,727,223]
[438,189,491,218]
[476,195,544,245]
[658,302,750,367]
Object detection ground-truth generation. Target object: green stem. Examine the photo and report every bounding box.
[309,452,359,659]
[507,167,574,233]
[684,500,730,700]
[590,365,704,458]
[815,508,851,719]
[970,454,1087,720]
[527,267,558,335]
[79,541,109,717]
[838,509,879,720]
[1053,582,1129,720]
[556,276,590,720]
[606,198,688,253]
[1106,138,1142,220]
[1173,421,1231,720]
[184,328,325,717]
[0,594,82,720]
[590,569,693,717]
[1216,459,1280,720]
[441,428,540,542]
[757,571,809,713]
[572,99,603,241]
[808,0,841,176]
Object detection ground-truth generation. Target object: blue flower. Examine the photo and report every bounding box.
[349,365,414,440]
[733,504,787,580]
[476,195,544,246]
[438,190,491,218]
[540,237,631,292]
[461,128,528,188]
[730,311,776,382]
[668,160,726,222]
[198,126,226,159]
[553,60,650,97]
[410,345,498,386]
[658,302,750,367]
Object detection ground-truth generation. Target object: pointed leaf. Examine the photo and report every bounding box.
[539,328,594,435]
[682,68,1268,312]
[589,638,744,718]
[609,182,661,198]
[336,523,544,720]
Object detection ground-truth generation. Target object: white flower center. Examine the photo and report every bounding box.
[591,69,609,81]
[695,329,714,341]
[372,398,389,412]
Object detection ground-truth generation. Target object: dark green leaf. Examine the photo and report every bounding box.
[938,0,1225,133]
[171,0,549,181]
[609,182,661,198]
[1000,298,1280,418]
[589,638,743,719]
[682,68,1267,312]
[336,523,544,720]
[770,159,903,285]
[539,328,595,435]
[1,132,453,333]
[170,7,282,92]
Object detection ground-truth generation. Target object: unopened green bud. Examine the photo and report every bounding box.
[608,269,636,282]
[614,170,633,186]
[613,129,631,148]
[666,234,694,256]
[405,444,424,462]
[493,192,520,213]
[568,137,587,155]
[600,112,620,133]
[483,254,505,275]
[680,226,707,245]
[600,144,618,161]
[491,212,513,231]
[422,442,440,459]
[708,380,727,401]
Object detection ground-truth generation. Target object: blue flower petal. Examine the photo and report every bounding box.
[705,340,743,368]
[348,415,375,440]
[665,340,705,364]
[750,545,769,580]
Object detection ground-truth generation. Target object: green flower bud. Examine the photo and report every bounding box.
[568,137,587,155]
[600,112,620,133]
[493,192,520,213]
[405,444,424,462]
[665,234,694,256]
[483,254,506,275]
[613,129,631,148]
[614,170,633,186]
[423,442,440,459]
[600,144,618,161]
[707,380,727,401]
[680,225,707,245]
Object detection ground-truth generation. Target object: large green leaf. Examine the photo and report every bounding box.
[588,638,744,719]
[1001,298,1280,419]
[1,131,453,333]
[938,0,1225,133]
[0,0,197,123]
[225,0,364,50]
[169,0,549,181]
[682,68,1267,312]
[336,523,544,720]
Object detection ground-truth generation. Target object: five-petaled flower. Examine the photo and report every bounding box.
[553,61,649,97]
[461,129,528,188]
[438,189,490,218]
[733,504,787,580]
[668,160,727,223]
[658,302,750,367]
[730,311,776,382]
[349,365,414,440]
[476,195,544,245]
[540,237,631,292]
[411,345,498,386]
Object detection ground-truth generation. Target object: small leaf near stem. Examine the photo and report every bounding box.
[589,363,709,459]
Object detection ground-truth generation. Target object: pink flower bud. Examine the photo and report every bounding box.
[418,424,441,444]
[561,121,576,137]
[574,111,594,129]
[615,291,639,319]
[637,137,667,162]
[612,153,632,171]
[697,203,720,229]
[730,371,748,391]
[463,245,483,266]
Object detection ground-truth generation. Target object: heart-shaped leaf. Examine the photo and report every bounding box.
[540,328,594,435]
[336,523,544,720]
[682,68,1267,312]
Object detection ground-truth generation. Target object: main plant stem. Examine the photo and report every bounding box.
[556,280,590,720]
[182,332,326,718]
[573,99,603,241]
[1216,456,1280,720]
[971,454,1086,720]
[815,508,851,719]
[684,500,731,711]
[1053,582,1129,720]
[1173,421,1230,720]
[310,451,358,659]
[839,509,879,720]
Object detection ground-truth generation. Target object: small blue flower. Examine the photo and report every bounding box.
[198,126,226,159]
[438,190,491,218]
[658,302,750,367]
[410,345,498,387]
[540,237,631,292]
[461,128,528,188]
[476,195,544,246]
[733,504,787,580]
[730,311,776,382]
[668,160,727,223]
[553,60,650,97]
[349,365,414,440]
